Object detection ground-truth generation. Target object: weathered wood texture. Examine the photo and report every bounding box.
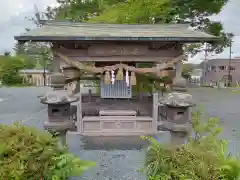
[53,43,183,68]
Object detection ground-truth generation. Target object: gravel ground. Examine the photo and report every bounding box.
[0,87,240,179]
[189,88,240,154]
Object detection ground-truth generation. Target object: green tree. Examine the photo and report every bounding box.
[14,9,53,71]
[14,42,37,69]
[181,63,195,79]
[0,56,25,85]
[3,51,11,56]
[14,41,52,70]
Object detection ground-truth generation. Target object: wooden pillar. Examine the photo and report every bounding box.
[152,92,159,133]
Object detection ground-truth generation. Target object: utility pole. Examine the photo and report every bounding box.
[228,41,233,87]
[201,43,208,86]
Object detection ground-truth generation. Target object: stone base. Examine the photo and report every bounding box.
[171,87,187,92]
[157,121,192,134]
[67,131,171,150]
[44,120,75,132]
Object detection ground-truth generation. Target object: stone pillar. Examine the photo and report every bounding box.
[74,80,81,94]
[172,61,187,92]
[58,130,67,147]
[175,61,182,78]
[52,53,61,73]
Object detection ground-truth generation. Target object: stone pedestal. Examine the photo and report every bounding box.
[172,76,188,92]
[172,60,188,92]
[169,131,188,146]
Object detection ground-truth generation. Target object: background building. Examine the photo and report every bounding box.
[201,58,240,86]
[187,68,203,87]
[190,69,203,80]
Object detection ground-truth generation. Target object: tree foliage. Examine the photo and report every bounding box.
[3,51,11,56]
[0,123,95,180]
[144,111,240,180]
[16,8,54,72]
[181,63,196,79]
[14,34,53,71]
[0,55,25,85]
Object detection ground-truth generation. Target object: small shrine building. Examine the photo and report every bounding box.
[14,21,218,137]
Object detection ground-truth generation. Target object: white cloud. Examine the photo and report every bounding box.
[0,0,57,53]
[0,0,56,22]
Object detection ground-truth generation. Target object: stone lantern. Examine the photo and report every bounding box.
[40,72,79,145]
[159,92,196,145]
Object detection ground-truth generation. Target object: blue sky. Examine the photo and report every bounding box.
[0,0,239,63]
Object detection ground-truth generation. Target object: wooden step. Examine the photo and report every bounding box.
[99,110,137,116]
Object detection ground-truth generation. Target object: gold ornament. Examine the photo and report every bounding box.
[130,71,136,85]
[116,67,123,80]
[104,71,111,84]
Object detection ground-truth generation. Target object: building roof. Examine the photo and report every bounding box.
[14,20,218,42]
[203,58,240,62]
[200,58,240,67]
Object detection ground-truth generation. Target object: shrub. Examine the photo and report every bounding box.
[0,56,25,85]
[1,70,23,85]
[144,111,240,180]
[0,123,95,180]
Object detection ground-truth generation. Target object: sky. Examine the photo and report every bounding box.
[0,0,240,63]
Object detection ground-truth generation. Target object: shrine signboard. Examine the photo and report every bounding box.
[88,44,148,56]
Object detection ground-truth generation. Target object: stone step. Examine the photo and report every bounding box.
[82,116,152,121]
[99,110,137,116]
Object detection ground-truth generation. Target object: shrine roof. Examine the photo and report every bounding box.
[15,20,219,42]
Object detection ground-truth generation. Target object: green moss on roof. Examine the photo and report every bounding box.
[14,20,219,42]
